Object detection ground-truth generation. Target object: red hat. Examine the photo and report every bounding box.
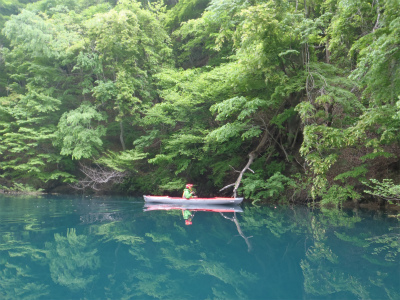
[185,220,192,225]
[185,184,193,188]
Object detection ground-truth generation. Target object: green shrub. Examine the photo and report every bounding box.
[242,172,295,204]
[320,184,360,208]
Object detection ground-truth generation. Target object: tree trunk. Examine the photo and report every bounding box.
[120,121,126,151]
[304,0,308,18]
[326,39,330,64]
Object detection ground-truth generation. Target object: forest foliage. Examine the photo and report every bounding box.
[0,0,399,205]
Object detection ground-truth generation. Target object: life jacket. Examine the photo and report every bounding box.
[183,188,193,199]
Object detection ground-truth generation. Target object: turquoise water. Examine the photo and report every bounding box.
[0,194,399,300]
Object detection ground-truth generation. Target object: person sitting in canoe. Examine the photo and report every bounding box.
[182,183,195,199]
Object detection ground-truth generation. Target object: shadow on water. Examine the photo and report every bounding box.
[0,194,399,299]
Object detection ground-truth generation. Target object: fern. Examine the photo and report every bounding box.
[320,185,360,208]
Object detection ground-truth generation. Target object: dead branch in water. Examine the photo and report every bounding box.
[220,129,271,198]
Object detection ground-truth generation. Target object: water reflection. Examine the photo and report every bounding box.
[144,203,252,251]
[46,228,100,291]
[144,203,243,225]
[0,195,398,300]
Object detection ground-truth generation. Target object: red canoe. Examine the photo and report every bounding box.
[143,195,243,205]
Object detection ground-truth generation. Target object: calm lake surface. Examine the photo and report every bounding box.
[0,194,399,300]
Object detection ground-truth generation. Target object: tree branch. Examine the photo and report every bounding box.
[71,163,126,191]
[221,129,271,198]
[219,183,236,192]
